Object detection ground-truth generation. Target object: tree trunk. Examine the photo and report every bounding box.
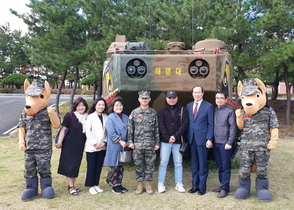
[98,73,103,97]
[234,67,246,104]
[237,66,246,81]
[93,80,97,101]
[284,64,291,126]
[92,74,102,101]
[270,70,280,100]
[70,66,79,108]
[235,43,246,84]
[271,81,279,100]
[55,70,68,115]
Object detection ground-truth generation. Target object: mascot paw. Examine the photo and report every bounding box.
[267,141,277,150]
[256,178,271,201]
[235,188,250,200]
[19,145,27,151]
[47,106,54,114]
[21,178,38,201]
[234,178,251,200]
[40,178,55,199]
[235,109,242,117]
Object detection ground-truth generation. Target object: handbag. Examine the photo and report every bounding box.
[119,149,133,163]
[55,112,74,143]
[179,138,190,157]
[55,128,69,143]
[179,107,190,157]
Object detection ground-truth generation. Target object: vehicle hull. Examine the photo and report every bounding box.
[102,37,232,114]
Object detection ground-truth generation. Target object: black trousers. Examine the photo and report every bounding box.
[85,150,106,187]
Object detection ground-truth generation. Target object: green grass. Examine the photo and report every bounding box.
[1,100,293,210]
[1,136,294,210]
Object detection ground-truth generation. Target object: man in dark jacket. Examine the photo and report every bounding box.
[212,91,237,198]
[157,90,189,193]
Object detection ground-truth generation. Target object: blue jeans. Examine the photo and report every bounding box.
[213,143,232,192]
[158,142,183,184]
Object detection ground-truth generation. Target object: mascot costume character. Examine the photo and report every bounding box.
[234,78,279,201]
[18,79,60,201]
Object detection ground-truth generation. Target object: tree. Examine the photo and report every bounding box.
[7,0,293,125]
[256,0,294,126]
[80,72,101,99]
[0,24,30,81]
[258,42,294,126]
[1,73,28,89]
[201,0,260,84]
[80,74,92,89]
[13,0,91,112]
[80,0,125,98]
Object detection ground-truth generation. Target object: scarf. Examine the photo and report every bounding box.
[74,111,88,133]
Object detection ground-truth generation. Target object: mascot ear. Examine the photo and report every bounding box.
[256,78,266,94]
[24,79,30,92]
[43,81,51,96]
[237,80,244,97]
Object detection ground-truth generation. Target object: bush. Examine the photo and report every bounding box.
[0,88,14,93]
[0,87,93,95]
[13,89,24,94]
[1,73,28,89]
[50,89,59,94]
[75,89,83,94]
[83,90,94,95]
[50,89,92,95]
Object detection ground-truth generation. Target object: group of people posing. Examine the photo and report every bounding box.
[55,85,237,199]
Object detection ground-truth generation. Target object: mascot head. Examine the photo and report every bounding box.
[237,78,267,115]
[23,79,51,115]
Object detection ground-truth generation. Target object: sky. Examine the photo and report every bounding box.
[0,0,31,33]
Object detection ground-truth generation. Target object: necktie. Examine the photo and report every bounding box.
[193,102,198,119]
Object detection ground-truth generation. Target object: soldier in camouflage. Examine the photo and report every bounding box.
[128,91,160,195]
[234,78,279,201]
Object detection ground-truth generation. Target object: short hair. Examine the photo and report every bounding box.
[107,96,123,114]
[215,90,228,98]
[191,85,204,93]
[71,97,89,113]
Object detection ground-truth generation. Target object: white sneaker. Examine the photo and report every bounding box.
[89,187,98,195]
[175,183,185,193]
[94,186,104,193]
[158,183,166,193]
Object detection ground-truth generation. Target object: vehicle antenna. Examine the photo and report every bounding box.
[148,0,152,46]
[191,0,194,46]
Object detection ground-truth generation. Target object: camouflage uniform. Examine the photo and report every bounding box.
[18,79,58,201]
[234,78,279,201]
[239,106,279,180]
[18,108,53,178]
[128,92,160,182]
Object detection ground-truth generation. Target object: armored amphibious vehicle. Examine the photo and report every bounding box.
[102,35,233,114]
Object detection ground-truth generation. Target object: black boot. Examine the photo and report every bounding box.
[256,178,271,201]
[40,177,55,199]
[234,178,251,199]
[21,177,38,201]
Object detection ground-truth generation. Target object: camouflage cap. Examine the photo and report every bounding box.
[241,78,260,95]
[25,79,45,96]
[138,91,150,98]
